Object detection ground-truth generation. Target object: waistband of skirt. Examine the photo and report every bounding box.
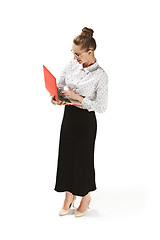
[65,105,95,114]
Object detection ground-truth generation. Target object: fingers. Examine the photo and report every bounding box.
[51,95,58,105]
[60,101,67,105]
[51,95,67,105]
[51,99,57,105]
[51,97,66,105]
[51,95,56,100]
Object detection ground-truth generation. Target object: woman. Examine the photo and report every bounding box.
[51,27,108,217]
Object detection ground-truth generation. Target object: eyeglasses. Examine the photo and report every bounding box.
[71,49,92,58]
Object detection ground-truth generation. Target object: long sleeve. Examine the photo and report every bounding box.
[57,62,70,90]
[57,70,66,90]
[81,72,108,113]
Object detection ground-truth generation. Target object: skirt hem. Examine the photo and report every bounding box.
[54,187,97,197]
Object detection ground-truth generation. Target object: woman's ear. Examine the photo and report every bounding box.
[88,50,93,55]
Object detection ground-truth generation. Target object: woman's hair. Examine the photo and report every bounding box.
[73,27,96,52]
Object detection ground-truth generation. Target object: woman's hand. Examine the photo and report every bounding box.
[60,88,84,103]
[60,88,78,101]
[51,95,67,105]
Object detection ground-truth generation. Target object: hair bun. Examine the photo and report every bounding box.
[81,27,94,39]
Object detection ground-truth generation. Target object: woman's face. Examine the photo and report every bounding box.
[72,43,92,64]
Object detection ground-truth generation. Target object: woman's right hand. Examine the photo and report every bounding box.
[51,95,67,105]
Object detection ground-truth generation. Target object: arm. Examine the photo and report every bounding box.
[57,69,67,91]
[81,72,108,113]
[57,60,71,90]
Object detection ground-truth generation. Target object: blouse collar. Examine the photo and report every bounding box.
[80,58,98,72]
[73,58,99,72]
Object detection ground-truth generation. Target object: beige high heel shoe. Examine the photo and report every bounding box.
[59,195,76,216]
[74,196,92,217]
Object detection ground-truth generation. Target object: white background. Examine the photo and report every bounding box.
[0,0,160,239]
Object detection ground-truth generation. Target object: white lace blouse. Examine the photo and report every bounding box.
[57,58,108,113]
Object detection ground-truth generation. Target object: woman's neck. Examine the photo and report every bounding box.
[83,57,96,68]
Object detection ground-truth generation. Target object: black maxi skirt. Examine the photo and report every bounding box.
[54,104,97,197]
